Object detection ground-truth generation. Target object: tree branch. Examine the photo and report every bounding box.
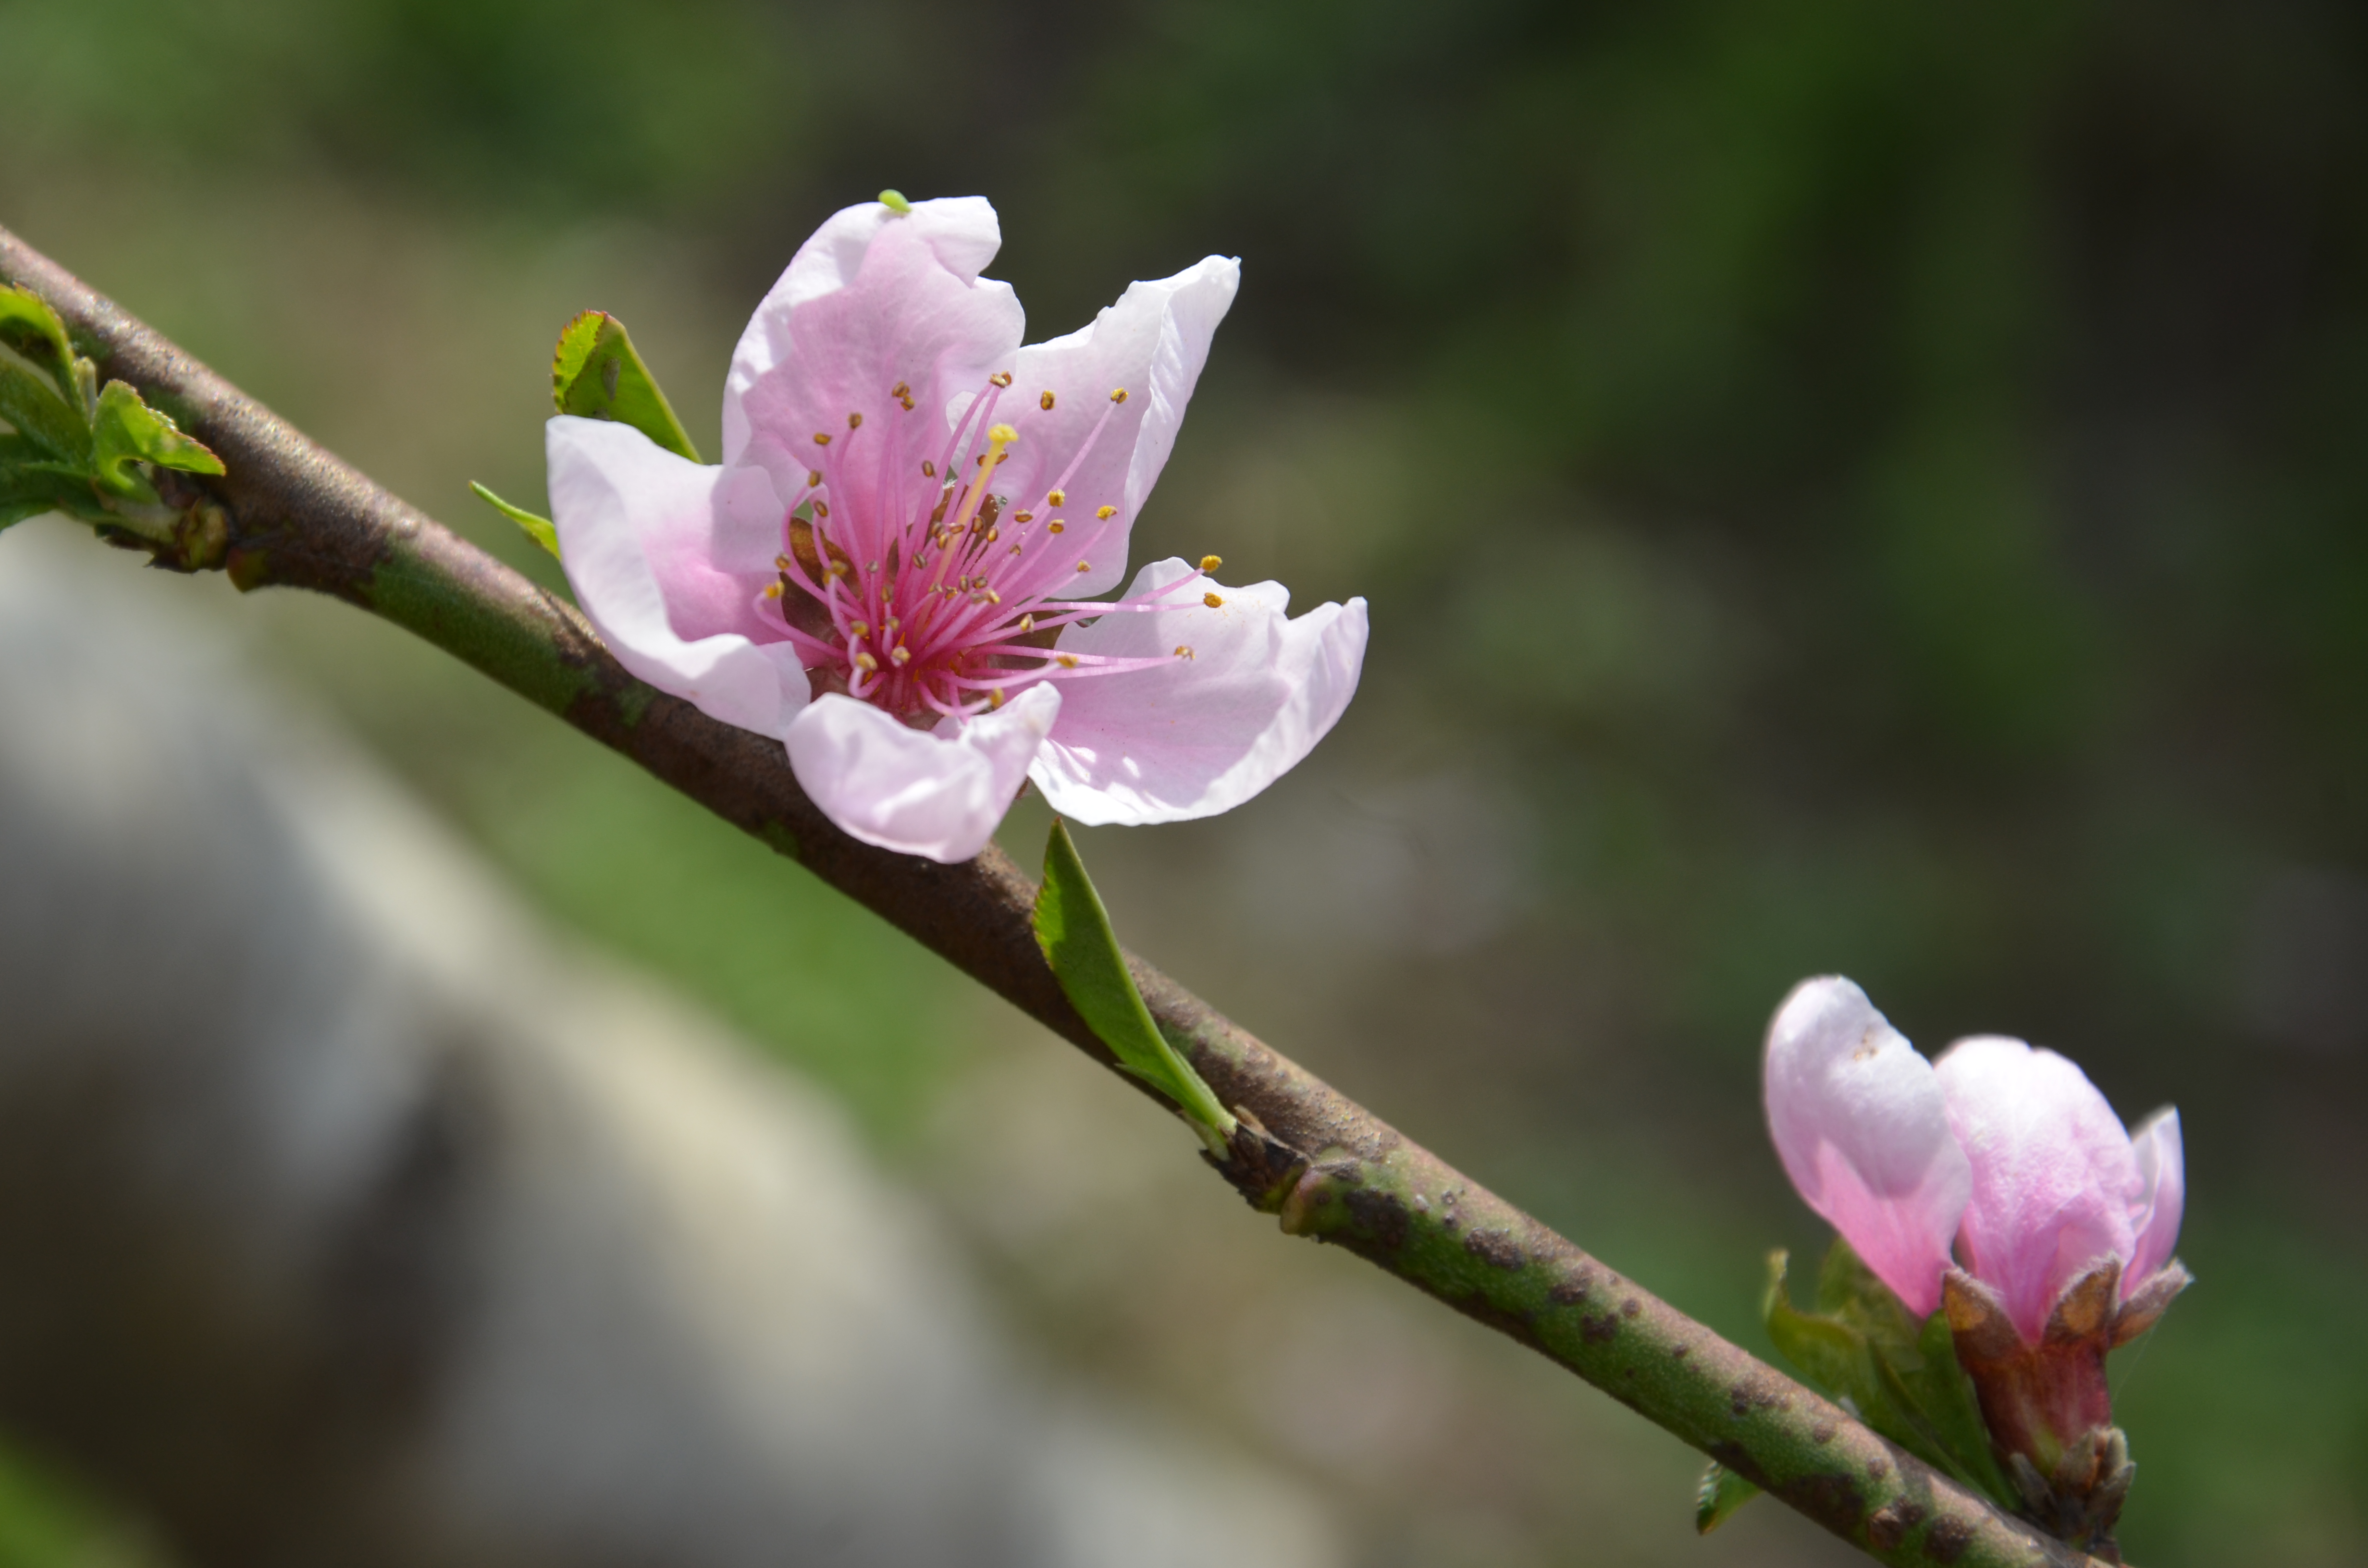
[0,224,2096,1568]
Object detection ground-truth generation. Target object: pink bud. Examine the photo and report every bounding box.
[1762,977,1971,1316]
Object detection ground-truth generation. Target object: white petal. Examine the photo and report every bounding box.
[724,196,1005,462]
[546,417,809,739]
[2124,1106,2185,1287]
[783,685,1059,863]
[1763,977,1971,1318]
[1027,558,1366,825]
[999,257,1239,598]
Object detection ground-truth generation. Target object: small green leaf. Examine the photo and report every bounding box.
[1764,1243,2019,1509]
[0,285,80,396]
[471,480,561,560]
[89,380,222,501]
[1034,818,1235,1142]
[0,353,89,464]
[1694,1461,1760,1534]
[878,188,913,214]
[551,310,699,462]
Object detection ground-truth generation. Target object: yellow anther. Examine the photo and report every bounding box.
[807,469,823,487]
[813,432,831,446]
[1174,645,1194,660]
[1040,390,1056,410]
[985,527,1000,542]
[889,644,911,666]
[988,689,1006,710]
[1009,543,1021,555]
[952,423,1018,536]
[1048,489,1066,506]
[847,412,863,429]
[1048,521,1066,534]
[1199,554,1222,573]
[848,620,869,636]
[891,381,910,399]
[1203,592,1224,608]
[1076,561,1091,574]
[763,582,783,599]
[987,589,1002,604]
[854,651,879,672]
[1014,511,1034,524]
[814,501,829,517]
[1019,613,1035,632]
[990,371,1013,388]
[922,460,937,478]
[1058,655,1078,669]
[1096,505,1117,519]
[1109,388,1128,404]
[826,559,849,577]
[900,394,914,411]
[775,554,793,571]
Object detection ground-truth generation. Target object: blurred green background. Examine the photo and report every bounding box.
[4,0,2365,1563]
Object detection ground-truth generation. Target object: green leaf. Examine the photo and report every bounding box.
[0,285,79,396]
[1764,1244,2019,1508]
[1034,818,1236,1142]
[0,353,89,464]
[471,480,561,560]
[1694,1461,1760,1534]
[551,310,699,462]
[88,380,223,501]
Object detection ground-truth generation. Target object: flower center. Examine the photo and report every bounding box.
[757,374,1208,725]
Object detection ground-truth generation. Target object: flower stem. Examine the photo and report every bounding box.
[0,224,2103,1568]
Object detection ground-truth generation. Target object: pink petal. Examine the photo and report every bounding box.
[1027,558,1367,825]
[724,197,1023,526]
[546,416,809,738]
[989,257,1240,598]
[1763,977,1971,1317]
[1934,1036,2144,1343]
[2124,1107,2185,1288]
[783,685,1059,863]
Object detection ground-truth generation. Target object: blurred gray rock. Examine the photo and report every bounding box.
[0,525,1337,1568]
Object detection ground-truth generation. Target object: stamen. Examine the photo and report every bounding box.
[1040,390,1056,410]
[854,651,879,672]
[1013,512,1033,524]
[1076,561,1091,573]
[1110,388,1128,404]
[889,645,911,666]
[1058,655,1078,669]
[848,621,870,637]
[990,372,1013,388]
[1019,614,1035,632]
[1048,521,1065,534]
[1203,592,1223,608]
[1097,505,1117,519]
[1200,554,1222,572]
[923,460,936,478]
[813,433,832,446]
[763,583,783,599]
[988,689,1006,709]
[1174,645,1194,659]
[1048,489,1065,506]
[814,502,829,518]
[808,469,823,487]
[847,412,863,429]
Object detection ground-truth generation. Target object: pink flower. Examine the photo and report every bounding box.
[1763,976,2184,1339]
[545,196,1369,862]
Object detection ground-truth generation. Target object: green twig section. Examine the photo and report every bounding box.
[0,224,2097,1568]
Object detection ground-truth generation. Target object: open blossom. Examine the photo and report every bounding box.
[545,196,1368,862]
[1764,976,2190,1530]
